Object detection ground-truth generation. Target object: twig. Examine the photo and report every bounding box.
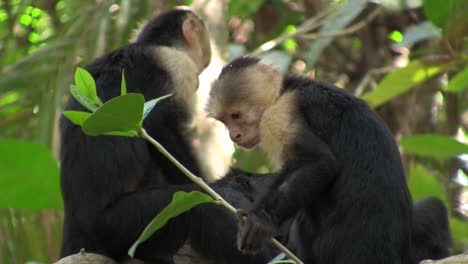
[299,7,382,40]
[250,3,339,56]
[139,128,304,264]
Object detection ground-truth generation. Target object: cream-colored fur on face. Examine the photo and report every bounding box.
[260,90,302,168]
[153,46,199,113]
[206,63,282,120]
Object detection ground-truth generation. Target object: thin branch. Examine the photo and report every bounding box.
[299,7,383,40]
[250,3,339,56]
[139,128,304,264]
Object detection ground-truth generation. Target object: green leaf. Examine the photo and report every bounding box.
[361,60,448,108]
[400,134,468,159]
[423,0,466,30]
[450,218,468,246]
[408,163,446,204]
[74,67,102,105]
[83,93,144,137]
[63,111,92,126]
[121,69,127,95]
[128,191,214,258]
[70,84,99,112]
[0,140,62,209]
[143,94,172,120]
[306,0,367,68]
[447,68,468,92]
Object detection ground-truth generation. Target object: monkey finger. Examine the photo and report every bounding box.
[236,209,248,223]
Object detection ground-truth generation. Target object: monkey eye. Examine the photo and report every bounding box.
[230,113,240,120]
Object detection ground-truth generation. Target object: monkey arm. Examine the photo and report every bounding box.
[237,132,339,255]
[254,157,338,228]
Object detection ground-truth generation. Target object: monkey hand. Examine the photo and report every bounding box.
[236,209,275,255]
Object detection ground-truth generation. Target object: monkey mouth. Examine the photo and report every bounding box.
[237,137,259,149]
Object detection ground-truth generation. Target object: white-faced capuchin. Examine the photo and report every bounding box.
[206,56,452,264]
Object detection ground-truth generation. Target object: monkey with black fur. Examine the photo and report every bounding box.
[206,56,452,264]
[60,10,275,263]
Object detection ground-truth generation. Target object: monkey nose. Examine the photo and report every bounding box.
[230,133,242,143]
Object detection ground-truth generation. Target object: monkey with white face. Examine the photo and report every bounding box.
[207,57,451,264]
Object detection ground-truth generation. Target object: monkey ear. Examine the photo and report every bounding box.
[182,16,199,48]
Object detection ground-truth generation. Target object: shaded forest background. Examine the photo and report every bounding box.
[0,0,467,263]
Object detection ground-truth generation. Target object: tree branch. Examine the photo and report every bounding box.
[299,7,383,40]
[250,3,339,56]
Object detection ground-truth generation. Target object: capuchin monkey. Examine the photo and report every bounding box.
[206,56,452,264]
[60,11,274,264]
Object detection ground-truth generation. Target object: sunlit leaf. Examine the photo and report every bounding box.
[400,134,468,159]
[361,60,449,108]
[74,67,102,105]
[128,191,214,258]
[447,66,468,92]
[388,30,403,43]
[143,93,172,120]
[63,111,92,126]
[0,140,62,209]
[69,84,99,112]
[82,93,144,137]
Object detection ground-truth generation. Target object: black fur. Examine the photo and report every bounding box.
[219,56,260,77]
[59,10,274,263]
[411,197,452,263]
[230,60,451,264]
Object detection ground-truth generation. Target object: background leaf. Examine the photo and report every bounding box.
[397,21,441,48]
[408,163,447,203]
[423,0,466,30]
[128,191,214,258]
[83,93,144,136]
[0,140,62,209]
[361,60,448,108]
[447,68,468,92]
[400,134,468,159]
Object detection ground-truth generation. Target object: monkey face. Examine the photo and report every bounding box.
[218,106,261,149]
